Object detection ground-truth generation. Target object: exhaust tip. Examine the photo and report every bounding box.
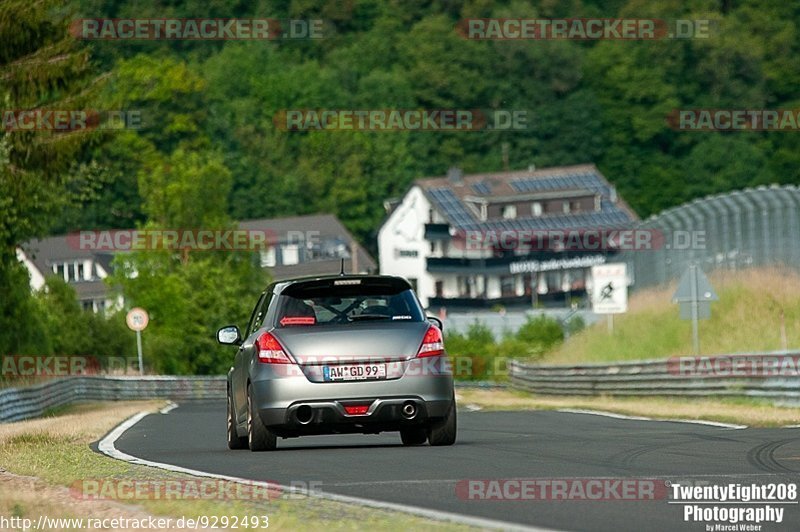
[295,405,313,424]
[401,401,417,420]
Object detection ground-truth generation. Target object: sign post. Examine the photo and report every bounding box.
[591,263,628,334]
[672,264,718,355]
[126,307,149,375]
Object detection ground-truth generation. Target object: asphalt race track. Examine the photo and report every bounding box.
[110,402,800,531]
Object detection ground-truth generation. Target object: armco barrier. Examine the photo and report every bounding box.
[0,376,226,423]
[509,351,800,406]
[0,376,504,423]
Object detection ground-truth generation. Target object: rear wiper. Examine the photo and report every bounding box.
[348,314,392,321]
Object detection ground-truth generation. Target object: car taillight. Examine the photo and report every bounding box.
[256,332,293,364]
[417,326,444,357]
[343,405,370,416]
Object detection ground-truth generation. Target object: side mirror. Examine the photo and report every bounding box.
[217,325,242,345]
[427,316,444,332]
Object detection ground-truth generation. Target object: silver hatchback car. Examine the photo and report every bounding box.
[217,274,456,451]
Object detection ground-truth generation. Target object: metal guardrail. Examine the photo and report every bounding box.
[509,351,800,406]
[0,376,505,423]
[11,354,796,423]
[0,376,226,423]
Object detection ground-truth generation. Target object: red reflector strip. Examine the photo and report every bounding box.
[280,316,316,326]
[343,405,370,416]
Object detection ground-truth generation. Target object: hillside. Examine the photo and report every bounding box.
[541,268,800,364]
[47,0,800,244]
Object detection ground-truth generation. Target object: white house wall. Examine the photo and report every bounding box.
[16,249,45,291]
[378,186,437,307]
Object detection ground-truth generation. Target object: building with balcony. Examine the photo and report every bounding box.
[377,164,638,309]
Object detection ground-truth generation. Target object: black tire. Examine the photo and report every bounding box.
[227,388,248,450]
[247,384,277,451]
[400,427,427,445]
[427,398,457,446]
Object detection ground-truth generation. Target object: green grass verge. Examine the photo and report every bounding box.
[542,268,800,364]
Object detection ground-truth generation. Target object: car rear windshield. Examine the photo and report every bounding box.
[275,278,425,327]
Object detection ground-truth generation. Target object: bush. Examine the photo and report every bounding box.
[444,321,496,380]
[444,315,567,381]
[565,315,586,337]
[34,278,131,361]
[516,315,564,351]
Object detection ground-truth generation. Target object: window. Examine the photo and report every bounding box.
[307,239,350,261]
[531,202,542,216]
[276,280,424,326]
[281,244,299,266]
[52,263,62,279]
[260,247,276,267]
[571,200,582,213]
[501,205,517,219]
[246,290,273,337]
[500,275,516,297]
[562,201,571,214]
[457,276,474,297]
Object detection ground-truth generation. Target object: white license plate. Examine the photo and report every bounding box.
[323,363,387,381]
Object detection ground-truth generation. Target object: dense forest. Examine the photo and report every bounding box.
[3,0,799,373]
[47,0,800,241]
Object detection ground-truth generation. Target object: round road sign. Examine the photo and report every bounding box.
[126,307,149,332]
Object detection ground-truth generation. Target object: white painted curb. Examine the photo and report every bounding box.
[556,408,747,429]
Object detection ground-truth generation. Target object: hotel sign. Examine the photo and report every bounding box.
[395,249,419,258]
[509,255,605,274]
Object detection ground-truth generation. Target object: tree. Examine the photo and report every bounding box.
[0,0,107,353]
[103,62,267,373]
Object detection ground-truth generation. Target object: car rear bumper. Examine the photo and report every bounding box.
[261,397,452,436]
[249,357,454,435]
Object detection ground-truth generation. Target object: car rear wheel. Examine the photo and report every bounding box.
[400,427,427,445]
[427,397,457,446]
[227,388,248,450]
[247,384,277,451]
